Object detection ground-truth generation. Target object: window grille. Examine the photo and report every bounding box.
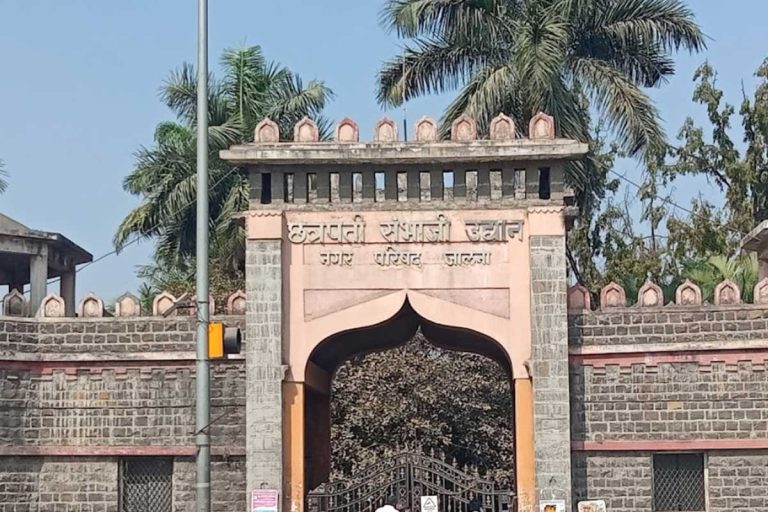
[119,457,173,512]
[653,453,705,511]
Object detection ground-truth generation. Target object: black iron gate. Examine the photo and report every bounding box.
[307,453,513,512]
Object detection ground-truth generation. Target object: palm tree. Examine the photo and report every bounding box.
[682,253,759,303]
[378,0,704,159]
[115,46,333,276]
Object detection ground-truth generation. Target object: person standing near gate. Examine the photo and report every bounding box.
[376,495,400,512]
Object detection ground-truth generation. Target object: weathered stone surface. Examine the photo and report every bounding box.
[294,117,320,143]
[415,116,438,142]
[2,289,25,317]
[451,114,477,141]
[567,284,591,311]
[599,282,625,308]
[335,118,359,143]
[490,114,515,140]
[675,279,702,305]
[529,112,555,139]
[572,454,652,511]
[637,280,663,307]
[245,239,283,492]
[38,293,65,318]
[714,279,740,305]
[78,292,104,318]
[374,117,398,143]
[153,291,176,316]
[227,290,247,315]
[115,292,141,317]
[530,235,571,509]
[254,118,280,143]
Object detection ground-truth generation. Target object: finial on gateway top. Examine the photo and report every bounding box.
[374,117,398,142]
[450,114,477,141]
[335,118,359,143]
[254,118,280,143]
[293,117,320,142]
[529,112,555,140]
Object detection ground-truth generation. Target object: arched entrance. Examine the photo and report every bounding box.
[222,112,587,512]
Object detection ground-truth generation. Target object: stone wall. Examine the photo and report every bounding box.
[569,302,768,511]
[0,314,247,510]
[530,235,571,508]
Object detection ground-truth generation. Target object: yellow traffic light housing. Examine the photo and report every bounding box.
[208,322,242,359]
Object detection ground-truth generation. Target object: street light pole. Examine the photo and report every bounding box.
[195,0,211,509]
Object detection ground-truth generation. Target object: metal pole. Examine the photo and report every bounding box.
[195,0,211,509]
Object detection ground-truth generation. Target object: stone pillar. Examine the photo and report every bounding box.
[529,235,572,508]
[60,270,76,317]
[284,382,305,512]
[515,377,535,512]
[29,247,48,315]
[245,238,284,498]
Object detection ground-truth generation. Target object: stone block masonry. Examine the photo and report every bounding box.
[529,235,571,508]
[245,239,284,493]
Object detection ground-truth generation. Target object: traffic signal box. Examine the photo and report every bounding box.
[208,322,242,359]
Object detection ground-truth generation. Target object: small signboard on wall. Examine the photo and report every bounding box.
[421,496,438,512]
[252,489,279,512]
[539,500,566,512]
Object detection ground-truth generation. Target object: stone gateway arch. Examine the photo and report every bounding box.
[221,112,588,512]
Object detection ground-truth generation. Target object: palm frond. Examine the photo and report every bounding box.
[0,159,8,194]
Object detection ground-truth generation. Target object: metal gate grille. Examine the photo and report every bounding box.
[119,458,173,512]
[653,454,705,511]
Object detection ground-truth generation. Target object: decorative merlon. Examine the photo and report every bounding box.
[637,280,663,307]
[78,293,104,318]
[599,282,626,308]
[37,293,66,318]
[567,284,591,311]
[115,292,141,317]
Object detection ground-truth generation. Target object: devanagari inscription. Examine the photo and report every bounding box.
[464,220,523,242]
[379,215,450,243]
[287,215,365,244]
[320,252,354,266]
[374,247,422,268]
[444,252,491,267]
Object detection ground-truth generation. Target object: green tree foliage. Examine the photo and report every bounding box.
[115,46,332,288]
[331,333,515,485]
[378,0,704,158]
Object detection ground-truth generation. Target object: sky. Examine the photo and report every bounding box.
[0,1,766,302]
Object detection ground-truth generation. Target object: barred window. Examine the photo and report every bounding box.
[653,453,705,511]
[119,457,173,512]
